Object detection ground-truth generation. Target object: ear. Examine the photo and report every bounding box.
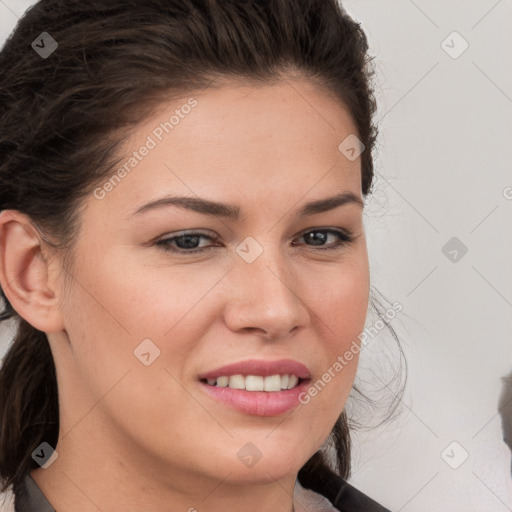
[0,210,65,333]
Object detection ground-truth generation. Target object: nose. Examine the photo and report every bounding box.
[223,247,310,341]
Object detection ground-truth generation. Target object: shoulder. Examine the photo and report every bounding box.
[298,470,392,512]
[0,484,16,512]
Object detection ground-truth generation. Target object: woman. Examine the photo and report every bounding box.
[0,0,402,510]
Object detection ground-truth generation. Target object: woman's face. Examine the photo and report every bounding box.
[49,78,369,487]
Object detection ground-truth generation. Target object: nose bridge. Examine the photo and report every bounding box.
[224,237,309,338]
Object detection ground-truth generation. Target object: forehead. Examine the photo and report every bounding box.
[90,78,363,217]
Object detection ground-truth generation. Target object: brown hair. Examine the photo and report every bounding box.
[0,0,404,494]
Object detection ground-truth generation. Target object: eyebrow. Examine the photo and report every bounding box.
[131,191,364,220]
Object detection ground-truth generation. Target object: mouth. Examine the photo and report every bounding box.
[201,373,303,391]
[197,359,311,416]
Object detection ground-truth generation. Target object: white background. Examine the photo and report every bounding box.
[1,1,511,510]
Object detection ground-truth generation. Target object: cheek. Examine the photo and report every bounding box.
[308,257,369,343]
[59,250,242,420]
[303,258,369,404]
[59,259,205,440]
[59,253,202,396]
[67,247,210,335]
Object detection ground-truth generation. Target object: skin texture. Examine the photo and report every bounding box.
[0,78,370,512]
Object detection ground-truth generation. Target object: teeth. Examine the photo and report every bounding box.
[216,376,229,387]
[228,374,245,389]
[246,375,264,391]
[287,375,298,389]
[263,374,281,392]
[205,374,301,391]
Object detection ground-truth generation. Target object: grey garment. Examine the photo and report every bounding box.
[14,473,56,512]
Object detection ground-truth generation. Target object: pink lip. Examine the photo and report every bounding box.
[198,359,311,380]
[199,381,310,416]
[197,359,311,417]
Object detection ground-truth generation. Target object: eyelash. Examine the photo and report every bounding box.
[154,228,354,255]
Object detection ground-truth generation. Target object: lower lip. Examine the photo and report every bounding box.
[199,379,311,416]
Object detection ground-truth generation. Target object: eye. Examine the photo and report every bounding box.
[155,231,219,254]
[294,228,354,251]
[154,228,354,255]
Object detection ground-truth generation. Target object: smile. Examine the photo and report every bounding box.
[203,373,300,391]
[197,359,311,416]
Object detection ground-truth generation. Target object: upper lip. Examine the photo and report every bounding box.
[198,359,311,380]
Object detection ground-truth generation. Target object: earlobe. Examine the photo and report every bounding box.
[0,210,65,333]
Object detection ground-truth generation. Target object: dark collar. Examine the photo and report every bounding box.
[298,469,392,512]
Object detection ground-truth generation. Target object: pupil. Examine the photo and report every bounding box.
[178,235,200,249]
[307,232,325,246]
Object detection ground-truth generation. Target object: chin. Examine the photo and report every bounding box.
[220,459,304,485]
[210,441,313,484]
